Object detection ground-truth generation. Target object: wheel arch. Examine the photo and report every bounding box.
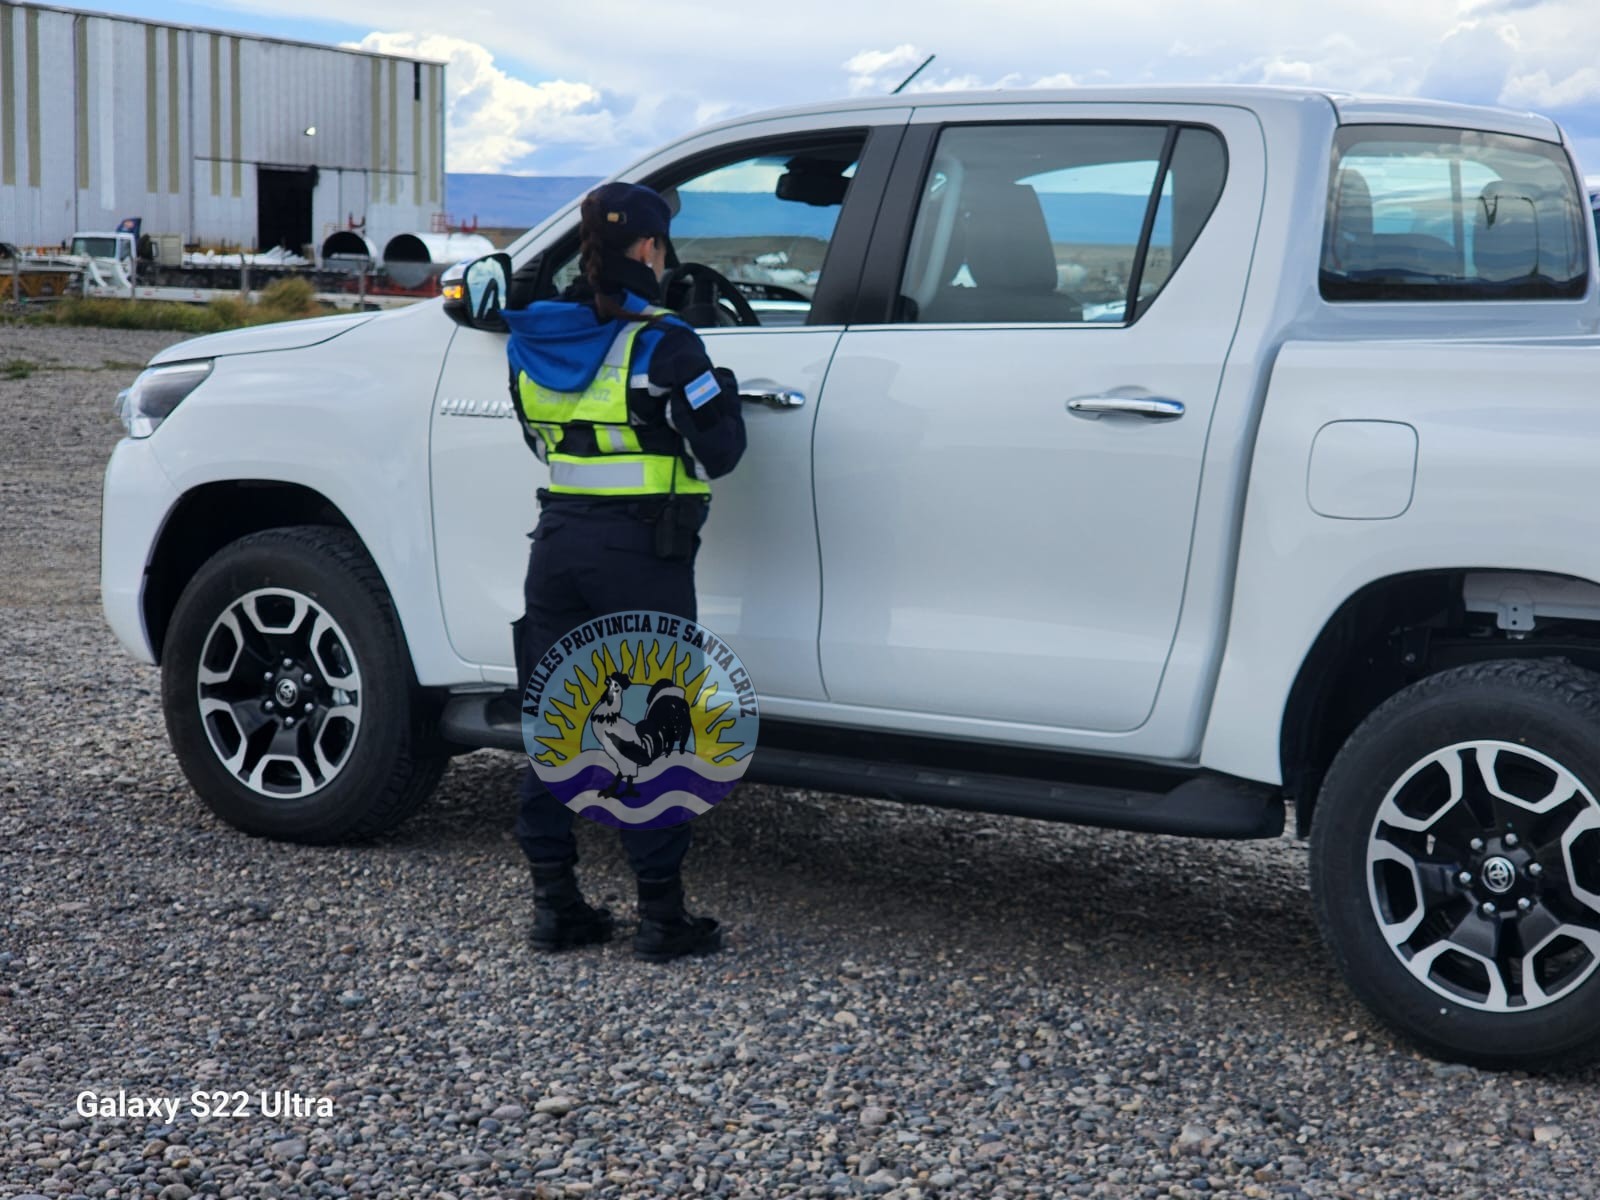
[1281,568,1600,837]
[143,480,355,663]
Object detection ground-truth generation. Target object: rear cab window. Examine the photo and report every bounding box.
[1320,125,1589,302]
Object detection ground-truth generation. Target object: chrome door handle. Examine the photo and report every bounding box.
[1067,395,1185,420]
[739,387,806,409]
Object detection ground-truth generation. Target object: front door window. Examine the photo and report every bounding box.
[548,139,864,328]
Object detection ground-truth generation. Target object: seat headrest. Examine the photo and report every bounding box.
[1474,180,1540,281]
[1325,169,1373,272]
[953,180,1058,294]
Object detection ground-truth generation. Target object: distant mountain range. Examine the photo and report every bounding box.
[445,173,1171,246]
[445,175,601,229]
[675,192,1174,246]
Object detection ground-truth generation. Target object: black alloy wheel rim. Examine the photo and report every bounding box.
[195,587,363,798]
[1366,739,1600,1012]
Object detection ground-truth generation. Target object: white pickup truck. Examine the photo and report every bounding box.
[102,85,1600,1067]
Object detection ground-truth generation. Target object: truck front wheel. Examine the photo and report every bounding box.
[1311,659,1600,1068]
[160,526,445,843]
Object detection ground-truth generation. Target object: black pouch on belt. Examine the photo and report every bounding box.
[653,495,703,561]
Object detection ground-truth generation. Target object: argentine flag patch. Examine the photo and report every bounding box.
[684,370,720,410]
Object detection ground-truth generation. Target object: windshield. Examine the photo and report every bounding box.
[71,236,122,259]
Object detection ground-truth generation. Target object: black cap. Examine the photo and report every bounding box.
[587,182,672,242]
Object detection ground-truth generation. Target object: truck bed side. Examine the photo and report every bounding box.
[1203,335,1600,784]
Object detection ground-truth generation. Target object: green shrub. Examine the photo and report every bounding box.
[256,276,320,319]
[50,297,231,333]
[41,284,334,334]
[205,297,251,328]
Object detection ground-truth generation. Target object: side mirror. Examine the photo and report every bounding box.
[442,252,512,331]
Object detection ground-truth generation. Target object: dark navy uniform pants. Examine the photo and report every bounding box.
[513,499,701,879]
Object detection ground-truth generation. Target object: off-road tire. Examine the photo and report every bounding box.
[161,525,445,843]
[1311,659,1600,1069]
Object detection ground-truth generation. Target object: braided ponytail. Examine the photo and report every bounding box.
[578,192,632,324]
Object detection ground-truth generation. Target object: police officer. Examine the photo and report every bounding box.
[504,182,745,960]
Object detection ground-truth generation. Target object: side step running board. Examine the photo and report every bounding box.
[743,752,1283,839]
[438,694,1285,840]
[440,693,525,753]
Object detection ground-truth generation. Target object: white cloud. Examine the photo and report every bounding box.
[1463,0,1552,13]
[348,32,616,173]
[1418,20,1521,105]
[1219,33,1413,94]
[679,161,786,193]
[1503,65,1600,108]
[185,0,1600,174]
[842,57,1073,96]
[904,71,1007,93]
[843,44,925,95]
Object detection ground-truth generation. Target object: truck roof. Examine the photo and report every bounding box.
[702,84,1561,145]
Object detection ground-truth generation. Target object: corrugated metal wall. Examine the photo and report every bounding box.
[0,2,445,254]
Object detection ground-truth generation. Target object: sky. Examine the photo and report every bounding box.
[78,0,1600,183]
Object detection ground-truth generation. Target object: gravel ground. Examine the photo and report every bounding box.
[4,322,1600,1199]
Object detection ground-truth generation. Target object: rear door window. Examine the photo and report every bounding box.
[1321,125,1589,301]
[895,122,1227,324]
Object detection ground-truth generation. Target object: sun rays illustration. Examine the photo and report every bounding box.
[531,637,747,769]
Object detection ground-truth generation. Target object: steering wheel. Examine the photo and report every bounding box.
[660,262,761,328]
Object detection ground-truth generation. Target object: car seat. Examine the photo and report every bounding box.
[1323,169,1374,274]
[918,179,1083,323]
[1473,180,1541,282]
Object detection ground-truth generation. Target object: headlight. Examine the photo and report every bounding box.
[116,360,213,438]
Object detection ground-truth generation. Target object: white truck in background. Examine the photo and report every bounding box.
[101,86,1600,1068]
[28,223,486,309]
[65,227,374,307]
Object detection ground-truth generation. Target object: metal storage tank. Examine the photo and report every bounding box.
[0,2,446,255]
[321,230,379,263]
[382,231,495,287]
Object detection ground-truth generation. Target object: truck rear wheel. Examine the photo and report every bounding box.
[1311,659,1600,1068]
[161,526,445,843]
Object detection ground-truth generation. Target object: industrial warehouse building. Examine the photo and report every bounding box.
[0,1,446,257]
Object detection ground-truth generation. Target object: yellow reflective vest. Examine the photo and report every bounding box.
[514,308,711,498]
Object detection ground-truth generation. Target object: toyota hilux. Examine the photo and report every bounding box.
[103,86,1600,1066]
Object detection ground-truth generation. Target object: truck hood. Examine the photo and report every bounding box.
[147,311,379,365]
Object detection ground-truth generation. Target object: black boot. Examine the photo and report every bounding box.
[633,874,722,962]
[529,861,615,952]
